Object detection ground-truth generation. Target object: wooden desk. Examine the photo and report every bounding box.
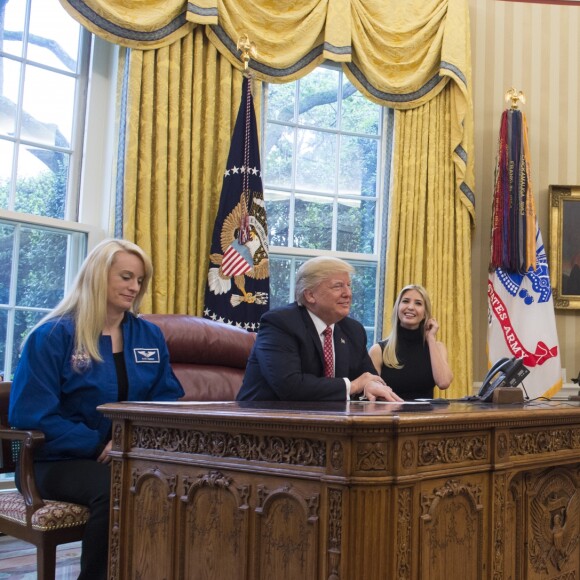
[100,400,580,579]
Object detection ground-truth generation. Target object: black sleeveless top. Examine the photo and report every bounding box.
[378,326,435,400]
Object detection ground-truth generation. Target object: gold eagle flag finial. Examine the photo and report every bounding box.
[237,34,258,71]
[505,88,526,110]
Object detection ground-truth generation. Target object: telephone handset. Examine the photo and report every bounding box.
[478,357,530,402]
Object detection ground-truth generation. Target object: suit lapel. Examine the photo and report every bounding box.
[300,307,325,362]
[333,323,350,377]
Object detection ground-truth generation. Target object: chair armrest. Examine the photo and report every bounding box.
[0,427,46,515]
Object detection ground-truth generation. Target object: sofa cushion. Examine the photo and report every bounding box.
[141,314,256,401]
[170,364,245,401]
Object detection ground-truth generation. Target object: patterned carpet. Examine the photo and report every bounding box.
[0,535,81,579]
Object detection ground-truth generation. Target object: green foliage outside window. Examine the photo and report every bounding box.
[263,67,384,344]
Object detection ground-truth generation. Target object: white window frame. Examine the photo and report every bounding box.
[262,66,390,342]
[1,14,118,379]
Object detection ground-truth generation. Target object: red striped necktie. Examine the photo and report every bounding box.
[322,326,334,378]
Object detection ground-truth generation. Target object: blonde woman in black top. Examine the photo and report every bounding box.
[369,285,453,400]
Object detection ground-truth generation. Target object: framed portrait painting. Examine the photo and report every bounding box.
[549,185,580,308]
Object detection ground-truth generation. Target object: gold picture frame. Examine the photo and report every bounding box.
[549,184,580,309]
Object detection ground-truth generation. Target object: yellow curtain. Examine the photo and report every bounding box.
[384,88,472,396]
[121,28,260,313]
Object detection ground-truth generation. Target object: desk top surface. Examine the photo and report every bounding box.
[99,398,580,429]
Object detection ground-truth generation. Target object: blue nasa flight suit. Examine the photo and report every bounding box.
[9,313,183,459]
[9,313,183,580]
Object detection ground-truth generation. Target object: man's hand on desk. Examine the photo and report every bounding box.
[364,380,404,402]
[351,373,404,402]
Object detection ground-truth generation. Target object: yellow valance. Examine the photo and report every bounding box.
[59,0,467,101]
[59,0,473,214]
[58,1,203,49]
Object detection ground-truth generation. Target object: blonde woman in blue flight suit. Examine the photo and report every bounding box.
[9,238,184,580]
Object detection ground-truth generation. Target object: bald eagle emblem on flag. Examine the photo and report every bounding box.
[207,195,269,307]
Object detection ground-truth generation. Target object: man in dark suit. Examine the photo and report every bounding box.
[237,256,403,402]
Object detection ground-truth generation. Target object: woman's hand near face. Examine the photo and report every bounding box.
[425,317,439,341]
[424,317,453,389]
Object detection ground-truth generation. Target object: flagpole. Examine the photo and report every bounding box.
[203,35,270,330]
[486,88,562,400]
[235,35,258,245]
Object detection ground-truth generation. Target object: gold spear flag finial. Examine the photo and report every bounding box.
[237,34,258,71]
[505,88,526,110]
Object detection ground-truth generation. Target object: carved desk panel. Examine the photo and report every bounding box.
[100,399,580,580]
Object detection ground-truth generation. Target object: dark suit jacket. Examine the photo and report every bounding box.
[236,303,377,401]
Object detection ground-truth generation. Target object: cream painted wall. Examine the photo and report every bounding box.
[469,0,580,386]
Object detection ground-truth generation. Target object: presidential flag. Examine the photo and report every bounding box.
[487,107,561,399]
[203,77,269,330]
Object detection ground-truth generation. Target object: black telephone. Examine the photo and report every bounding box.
[477,357,530,402]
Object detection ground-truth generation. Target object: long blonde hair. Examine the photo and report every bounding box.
[382,284,433,369]
[26,239,153,367]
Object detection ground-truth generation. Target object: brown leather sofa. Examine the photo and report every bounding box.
[141,314,256,401]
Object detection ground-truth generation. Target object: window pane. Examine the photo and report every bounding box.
[16,227,68,308]
[1,0,26,58]
[350,263,378,330]
[295,129,336,192]
[0,57,21,138]
[264,124,293,188]
[12,309,46,371]
[298,68,339,129]
[14,146,69,219]
[0,223,15,304]
[342,80,381,135]
[1,0,83,218]
[29,0,80,71]
[294,194,333,250]
[339,136,378,195]
[269,256,308,309]
[0,141,14,210]
[22,65,75,144]
[265,190,290,246]
[337,198,376,254]
[269,255,292,309]
[267,82,296,122]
